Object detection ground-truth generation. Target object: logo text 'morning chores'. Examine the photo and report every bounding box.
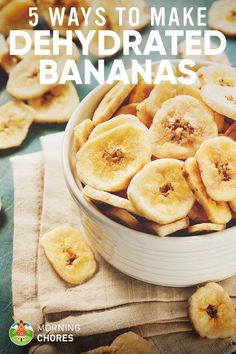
[36,323,81,343]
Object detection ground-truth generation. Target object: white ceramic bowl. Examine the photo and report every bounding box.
[63,60,236,287]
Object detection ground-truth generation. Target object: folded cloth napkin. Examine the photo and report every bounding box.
[11,132,236,353]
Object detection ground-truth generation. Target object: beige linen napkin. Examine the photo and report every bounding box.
[11,152,44,329]
[11,132,236,353]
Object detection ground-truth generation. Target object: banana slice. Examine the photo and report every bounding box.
[214,112,225,133]
[81,0,123,58]
[0,0,34,35]
[41,226,96,285]
[127,159,194,225]
[37,0,90,37]
[0,100,34,149]
[89,114,145,139]
[208,0,236,37]
[188,223,226,234]
[0,33,8,62]
[137,98,153,128]
[150,95,218,159]
[110,332,151,354]
[105,207,142,231]
[1,30,35,73]
[0,0,8,9]
[77,124,151,192]
[82,185,140,215]
[196,136,236,201]
[74,119,94,151]
[145,81,203,120]
[145,217,189,237]
[197,64,236,87]
[7,53,65,100]
[229,199,236,212]
[27,82,79,123]
[178,37,230,65]
[128,78,154,104]
[93,82,135,125]
[201,85,236,120]
[184,157,232,223]
[115,103,138,116]
[189,282,236,339]
[225,122,236,141]
[1,53,22,74]
[82,332,151,354]
[188,202,209,223]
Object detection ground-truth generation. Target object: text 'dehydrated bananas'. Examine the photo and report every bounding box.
[74,62,236,238]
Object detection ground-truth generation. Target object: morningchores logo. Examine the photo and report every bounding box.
[36,323,81,342]
[7,5,227,85]
[9,320,34,346]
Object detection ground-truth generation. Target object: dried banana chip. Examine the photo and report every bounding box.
[229,199,236,212]
[214,112,225,133]
[105,207,142,231]
[1,53,22,74]
[150,95,217,159]
[145,81,203,120]
[74,119,94,151]
[225,122,236,141]
[81,0,123,58]
[188,202,209,223]
[41,225,96,285]
[76,124,151,192]
[115,103,138,116]
[145,217,189,237]
[178,37,230,65]
[128,78,154,104]
[137,98,153,128]
[208,0,236,37]
[201,85,236,120]
[0,100,34,149]
[184,157,232,223]
[82,331,151,354]
[187,223,226,234]
[7,53,65,100]
[0,0,34,35]
[110,332,151,354]
[82,185,140,215]
[0,0,8,9]
[127,159,194,225]
[93,82,135,125]
[189,282,236,338]
[28,82,80,123]
[37,0,90,37]
[197,64,236,87]
[89,114,145,139]
[196,136,236,201]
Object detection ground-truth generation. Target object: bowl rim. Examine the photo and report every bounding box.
[62,59,236,244]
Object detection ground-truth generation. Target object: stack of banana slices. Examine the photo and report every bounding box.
[74,63,236,238]
[0,31,80,150]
